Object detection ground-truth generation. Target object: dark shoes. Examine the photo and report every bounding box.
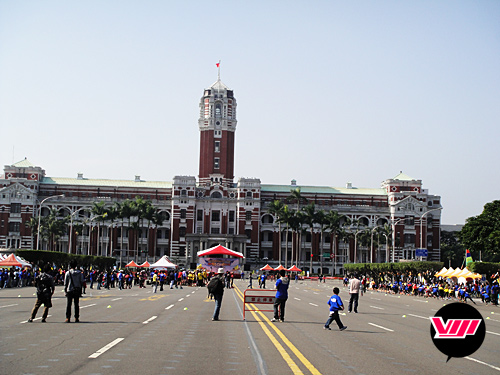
[65,319,70,323]
[27,318,33,323]
[41,319,46,323]
[212,317,219,321]
[340,326,348,331]
[75,318,80,323]
[324,326,331,330]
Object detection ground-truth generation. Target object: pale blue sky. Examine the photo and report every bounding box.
[1,1,499,224]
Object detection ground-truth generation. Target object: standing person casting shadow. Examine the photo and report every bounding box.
[28,263,55,323]
[348,274,361,313]
[64,260,84,323]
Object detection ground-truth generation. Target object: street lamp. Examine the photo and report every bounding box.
[419,207,443,256]
[68,207,88,254]
[36,194,64,250]
[86,213,106,256]
[390,218,406,263]
[370,226,381,263]
[353,228,363,264]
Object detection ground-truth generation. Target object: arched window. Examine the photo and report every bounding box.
[211,191,222,199]
[215,103,222,118]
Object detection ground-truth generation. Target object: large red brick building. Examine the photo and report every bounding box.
[0,77,442,273]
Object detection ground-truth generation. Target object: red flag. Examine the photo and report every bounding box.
[216,62,220,67]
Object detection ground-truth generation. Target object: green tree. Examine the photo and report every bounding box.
[268,200,285,264]
[441,230,465,268]
[25,217,38,249]
[459,200,500,262]
[41,208,68,251]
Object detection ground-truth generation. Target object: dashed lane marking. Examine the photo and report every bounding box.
[309,303,318,307]
[165,304,174,310]
[20,315,52,324]
[89,338,124,359]
[368,323,394,332]
[369,306,384,310]
[80,304,97,309]
[465,356,500,372]
[143,316,157,324]
[0,304,18,309]
[408,314,427,319]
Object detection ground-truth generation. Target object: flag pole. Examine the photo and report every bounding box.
[217,60,221,81]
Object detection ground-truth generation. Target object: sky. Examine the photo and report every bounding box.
[0,1,499,225]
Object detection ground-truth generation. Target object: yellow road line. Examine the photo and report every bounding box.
[234,286,322,375]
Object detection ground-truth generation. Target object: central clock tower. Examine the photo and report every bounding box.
[198,78,237,186]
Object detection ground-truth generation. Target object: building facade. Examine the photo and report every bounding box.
[0,77,442,273]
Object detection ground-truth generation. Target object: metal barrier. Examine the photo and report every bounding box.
[243,289,275,320]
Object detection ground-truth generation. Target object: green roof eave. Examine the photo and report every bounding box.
[41,177,173,189]
[261,184,386,196]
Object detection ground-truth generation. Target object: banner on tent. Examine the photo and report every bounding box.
[200,257,240,273]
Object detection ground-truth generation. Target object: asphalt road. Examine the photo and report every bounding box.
[1,279,499,375]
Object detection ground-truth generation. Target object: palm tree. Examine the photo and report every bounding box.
[302,203,316,272]
[280,205,293,268]
[288,188,307,211]
[143,203,156,260]
[315,209,328,273]
[294,210,306,267]
[326,210,349,274]
[25,217,38,249]
[118,200,134,261]
[152,211,167,257]
[91,201,107,256]
[267,200,285,264]
[105,204,119,257]
[41,208,68,251]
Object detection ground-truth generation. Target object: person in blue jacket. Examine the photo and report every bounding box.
[324,287,347,331]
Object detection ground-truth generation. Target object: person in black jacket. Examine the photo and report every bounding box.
[28,264,55,323]
[212,268,225,321]
[64,261,84,323]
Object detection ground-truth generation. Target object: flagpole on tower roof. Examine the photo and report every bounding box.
[216,60,221,81]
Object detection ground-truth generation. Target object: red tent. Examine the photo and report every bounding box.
[0,253,32,268]
[287,265,302,272]
[274,265,286,271]
[197,245,244,258]
[138,261,151,268]
[125,260,139,268]
[260,264,274,271]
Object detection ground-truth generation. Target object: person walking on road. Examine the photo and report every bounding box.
[247,273,253,289]
[210,268,225,321]
[64,261,84,323]
[28,264,55,323]
[272,270,289,322]
[324,287,347,331]
[348,274,361,313]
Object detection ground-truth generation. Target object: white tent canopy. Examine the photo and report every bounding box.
[150,255,177,269]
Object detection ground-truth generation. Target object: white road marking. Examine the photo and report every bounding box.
[309,303,318,307]
[186,294,191,297]
[166,304,174,310]
[143,316,157,324]
[0,304,18,309]
[487,330,500,336]
[111,298,122,301]
[80,304,97,309]
[89,338,124,358]
[465,356,500,371]
[294,298,301,301]
[370,298,381,301]
[412,299,428,303]
[408,313,427,320]
[178,298,184,302]
[368,323,394,332]
[370,305,384,310]
[20,315,52,324]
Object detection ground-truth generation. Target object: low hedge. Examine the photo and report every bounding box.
[15,250,115,270]
[344,261,444,276]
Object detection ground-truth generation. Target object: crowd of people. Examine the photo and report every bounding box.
[346,271,500,306]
